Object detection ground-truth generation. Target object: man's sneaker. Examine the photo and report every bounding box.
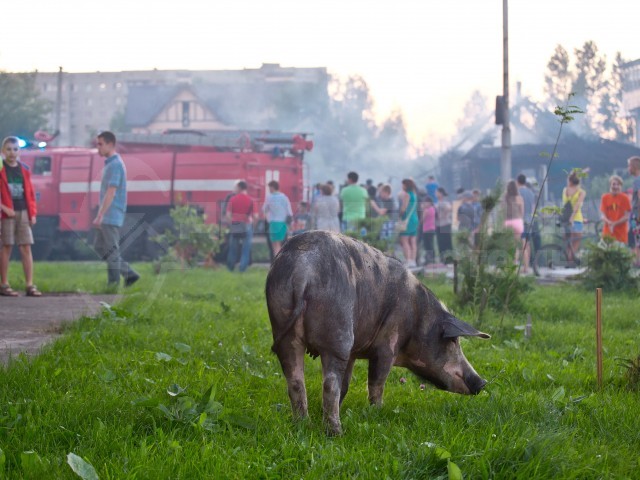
[124,272,140,287]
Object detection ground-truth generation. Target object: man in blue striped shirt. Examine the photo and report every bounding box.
[93,131,140,288]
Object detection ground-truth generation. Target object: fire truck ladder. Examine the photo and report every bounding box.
[117,130,313,155]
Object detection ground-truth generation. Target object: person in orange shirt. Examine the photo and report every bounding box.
[600,175,631,244]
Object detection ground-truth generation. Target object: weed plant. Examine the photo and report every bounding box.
[581,237,638,291]
[1,262,640,478]
[152,204,223,267]
[456,184,532,318]
[617,355,640,391]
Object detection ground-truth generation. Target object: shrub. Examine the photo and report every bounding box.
[153,205,222,268]
[581,237,638,291]
[343,217,395,253]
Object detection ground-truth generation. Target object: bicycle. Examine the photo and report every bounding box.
[532,217,601,277]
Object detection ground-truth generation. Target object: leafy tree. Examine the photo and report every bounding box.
[454,90,491,137]
[571,41,607,135]
[365,109,410,172]
[311,74,411,182]
[543,41,636,142]
[543,45,571,110]
[0,72,51,140]
[572,41,607,99]
[593,52,634,142]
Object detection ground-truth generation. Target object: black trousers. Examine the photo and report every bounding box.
[436,224,453,263]
[422,231,436,264]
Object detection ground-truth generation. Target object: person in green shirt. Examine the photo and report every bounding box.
[339,171,369,231]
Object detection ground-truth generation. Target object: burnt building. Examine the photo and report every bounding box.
[439,96,640,205]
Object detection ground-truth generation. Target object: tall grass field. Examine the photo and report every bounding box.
[1,262,639,479]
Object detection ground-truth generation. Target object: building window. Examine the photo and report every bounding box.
[182,101,190,127]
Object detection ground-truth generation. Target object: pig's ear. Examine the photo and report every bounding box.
[442,316,491,339]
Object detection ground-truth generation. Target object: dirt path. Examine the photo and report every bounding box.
[0,293,121,365]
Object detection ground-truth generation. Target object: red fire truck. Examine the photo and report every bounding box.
[17,130,313,259]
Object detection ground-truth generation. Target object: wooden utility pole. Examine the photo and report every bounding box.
[501,0,511,184]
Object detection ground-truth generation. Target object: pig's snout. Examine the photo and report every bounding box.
[464,373,487,395]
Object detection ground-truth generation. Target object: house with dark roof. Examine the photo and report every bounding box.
[438,94,640,206]
[123,71,331,134]
[125,85,229,133]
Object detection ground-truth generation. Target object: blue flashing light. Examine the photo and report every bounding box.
[38,141,47,148]
[17,138,27,148]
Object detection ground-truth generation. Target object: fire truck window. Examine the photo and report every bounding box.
[33,157,52,176]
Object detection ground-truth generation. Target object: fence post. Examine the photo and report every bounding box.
[596,288,603,390]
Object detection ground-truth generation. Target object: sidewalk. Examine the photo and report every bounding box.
[0,293,120,364]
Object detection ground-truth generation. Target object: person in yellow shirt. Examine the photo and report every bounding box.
[562,170,586,266]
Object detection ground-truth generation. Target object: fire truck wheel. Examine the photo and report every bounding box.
[146,214,175,260]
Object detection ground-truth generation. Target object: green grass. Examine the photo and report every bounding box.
[1,262,640,478]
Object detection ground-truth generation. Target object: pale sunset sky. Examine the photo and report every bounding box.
[3,0,640,148]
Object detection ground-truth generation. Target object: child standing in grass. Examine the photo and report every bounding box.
[0,136,41,297]
[600,175,631,245]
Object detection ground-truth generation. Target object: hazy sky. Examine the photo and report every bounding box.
[3,0,640,147]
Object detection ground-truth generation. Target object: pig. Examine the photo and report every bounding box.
[265,230,490,435]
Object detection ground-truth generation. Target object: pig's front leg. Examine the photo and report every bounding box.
[321,354,350,436]
[367,353,394,406]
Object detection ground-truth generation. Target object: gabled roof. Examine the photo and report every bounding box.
[124,80,326,130]
[125,84,184,127]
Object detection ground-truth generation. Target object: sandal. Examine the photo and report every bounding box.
[25,285,43,297]
[0,284,19,297]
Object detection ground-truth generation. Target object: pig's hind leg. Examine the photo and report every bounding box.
[273,335,309,421]
[339,357,356,405]
[320,353,351,436]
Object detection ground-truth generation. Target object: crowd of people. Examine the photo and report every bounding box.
[3,134,639,283]
[223,171,520,270]
[225,156,640,273]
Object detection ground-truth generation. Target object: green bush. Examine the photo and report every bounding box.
[581,237,638,291]
[153,205,222,267]
[344,217,395,253]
